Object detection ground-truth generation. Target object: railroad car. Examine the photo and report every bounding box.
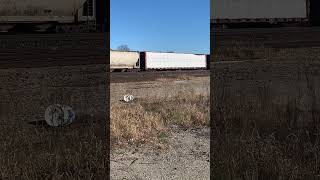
[0,0,106,32]
[139,51,208,71]
[110,50,140,72]
[211,0,319,27]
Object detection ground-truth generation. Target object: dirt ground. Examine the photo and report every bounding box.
[110,74,210,180]
[111,127,210,180]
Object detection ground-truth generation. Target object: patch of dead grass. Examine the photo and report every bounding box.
[111,90,209,147]
[0,121,108,179]
[212,41,320,61]
[155,73,193,82]
[211,61,320,179]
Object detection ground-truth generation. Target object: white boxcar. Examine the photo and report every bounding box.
[110,50,140,70]
[140,52,207,70]
[0,0,95,31]
[211,0,309,24]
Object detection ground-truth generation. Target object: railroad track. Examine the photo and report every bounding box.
[111,70,210,83]
[212,26,320,48]
[0,33,106,48]
[0,33,107,68]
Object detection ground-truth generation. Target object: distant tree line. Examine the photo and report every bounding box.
[117,44,130,51]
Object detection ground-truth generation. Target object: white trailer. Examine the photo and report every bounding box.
[110,50,140,71]
[0,0,96,32]
[140,52,207,70]
[211,0,310,24]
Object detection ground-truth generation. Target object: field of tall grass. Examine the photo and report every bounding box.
[211,46,320,179]
[111,87,210,148]
[211,96,320,179]
[0,117,108,179]
[211,41,320,61]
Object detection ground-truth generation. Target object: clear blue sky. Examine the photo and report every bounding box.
[110,0,209,54]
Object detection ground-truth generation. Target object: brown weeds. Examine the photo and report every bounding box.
[0,120,108,179]
[211,60,320,179]
[212,41,320,62]
[111,90,209,147]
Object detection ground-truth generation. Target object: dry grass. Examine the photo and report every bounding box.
[212,40,320,61]
[0,120,108,179]
[211,59,320,179]
[111,89,209,147]
[155,74,193,82]
[0,64,109,179]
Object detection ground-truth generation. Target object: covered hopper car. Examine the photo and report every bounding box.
[110,50,140,72]
[0,0,106,32]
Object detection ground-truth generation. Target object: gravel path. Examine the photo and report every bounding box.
[110,127,210,180]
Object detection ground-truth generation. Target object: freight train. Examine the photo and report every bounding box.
[211,0,320,28]
[110,50,210,72]
[0,0,106,32]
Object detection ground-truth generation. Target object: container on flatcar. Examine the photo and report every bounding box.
[139,51,207,71]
